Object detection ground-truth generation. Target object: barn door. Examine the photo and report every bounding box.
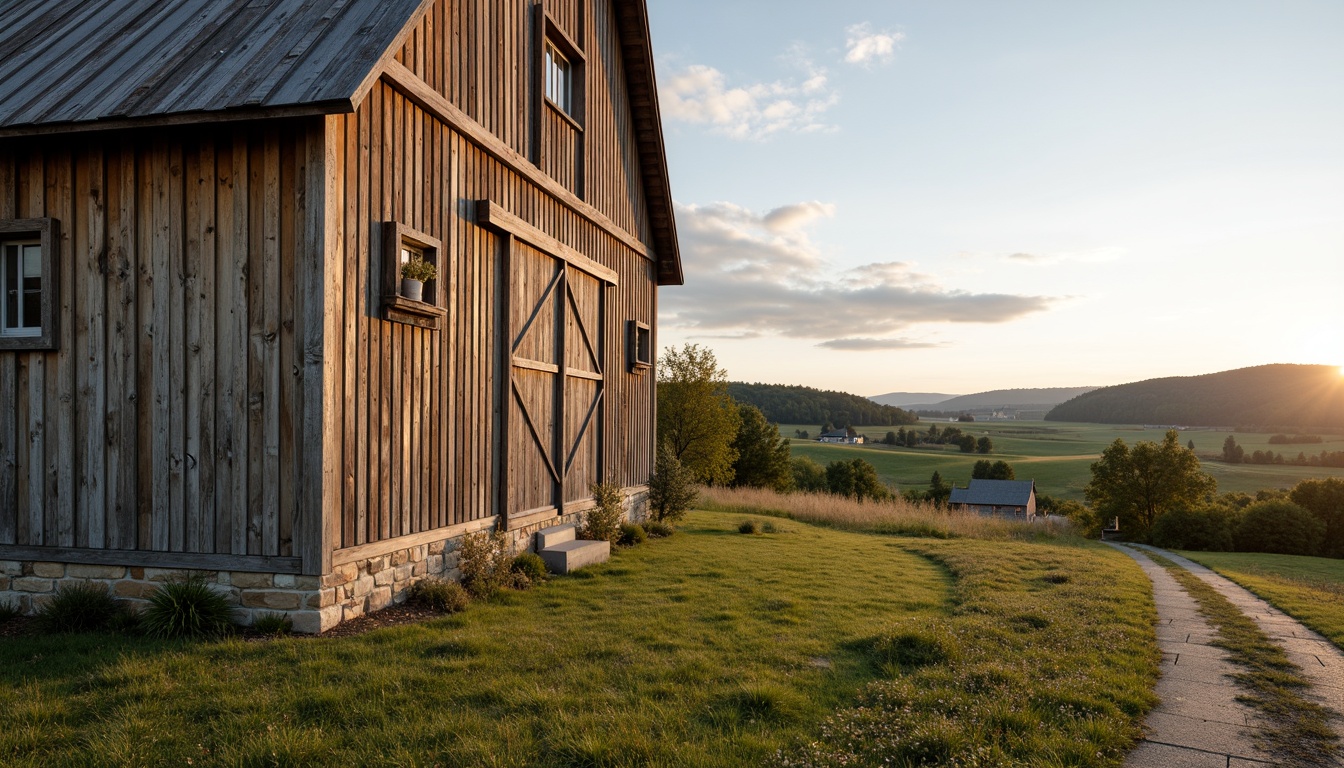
[503,241,606,524]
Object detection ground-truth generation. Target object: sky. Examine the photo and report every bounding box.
[644,0,1344,397]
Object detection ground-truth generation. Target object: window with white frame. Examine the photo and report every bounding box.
[0,219,57,350]
[544,40,573,114]
[2,240,42,337]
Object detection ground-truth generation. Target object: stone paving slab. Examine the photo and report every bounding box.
[1107,543,1281,767]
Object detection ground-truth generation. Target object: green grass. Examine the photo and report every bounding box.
[1176,551,1344,650]
[0,510,1159,767]
[783,421,1344,501]
[1143,551,1339,765]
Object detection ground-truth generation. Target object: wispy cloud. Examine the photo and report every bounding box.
[1002,247,1126,265]
[844,22,905,66]
[817,337,943,351]
[662,201,1056,350]
[658,58,838,139]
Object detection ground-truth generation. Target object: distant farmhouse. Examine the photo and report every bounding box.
[949,479,1037,520]
[818,430,864,445]
[0,0,681,632]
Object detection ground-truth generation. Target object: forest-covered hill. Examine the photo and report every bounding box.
[729,383,919,427]
[1045,364,1344,428]
[912,386,1097,412]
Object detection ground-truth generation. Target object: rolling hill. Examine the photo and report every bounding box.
[868,392,960,408]
[911,387,1098,412]
[729,382,918,427]
[1045,364,1344,428]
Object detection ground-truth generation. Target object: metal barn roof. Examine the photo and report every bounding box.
[948,479,1036,507]
[0,0,428,132]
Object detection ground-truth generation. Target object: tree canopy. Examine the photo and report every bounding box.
[656,344,741,485]
[730,403,794,492]
[1084,430,1216,538]
[727,382,917,427]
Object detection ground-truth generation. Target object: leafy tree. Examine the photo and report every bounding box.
[884,431,898,446]
[976,437,993,454]
[1289,478,1344,558]
[730,404,794,492]
[791,456,827,492]
[956,435,976,453]
[1221,435,1244,464]
[648,442,698,523]
[971,460,1015,480]
[825,459,890,501]
[927,471,951,506]
[1039,494,1099,537]
[1187,439,1196,452]
[656,344,741,485]
[1084,430,1217,540]
[1151,506,1241,551]
[958,413,975,422]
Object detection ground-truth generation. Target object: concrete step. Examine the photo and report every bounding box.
[539,539,610,575]
[535,523,577,550]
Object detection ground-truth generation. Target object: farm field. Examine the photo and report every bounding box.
[0,511,1158,767]
[1177,551,1344,650]
[783,421,1344,501]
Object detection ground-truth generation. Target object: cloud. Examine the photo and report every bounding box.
[817,338,944,351]
[844,23,905,66]
[658,60,838,139]
[1003,247,1126,266]
[662,201,1057,349]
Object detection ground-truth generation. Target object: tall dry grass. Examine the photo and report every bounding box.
[698,485,1084,543]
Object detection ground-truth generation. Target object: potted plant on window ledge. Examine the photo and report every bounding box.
[400,255,437,303]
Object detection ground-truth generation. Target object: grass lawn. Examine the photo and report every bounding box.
[1176,551,1344,650]
[783,421,1344,502]
[1,510,1158,767]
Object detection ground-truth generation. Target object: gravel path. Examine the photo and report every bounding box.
[1107,542,1344,766]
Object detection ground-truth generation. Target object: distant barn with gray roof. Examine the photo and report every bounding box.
[949,479,1037,520]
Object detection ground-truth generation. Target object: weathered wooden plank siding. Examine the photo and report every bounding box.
[395,0,652,243]
[0,122,313,560]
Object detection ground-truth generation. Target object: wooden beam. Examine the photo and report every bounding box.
[378,60,650,263]
[476,199,617,285]
[0,544,302,574]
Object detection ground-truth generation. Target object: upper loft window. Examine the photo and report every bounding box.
[0,218,58,351]
[544,41,573,114]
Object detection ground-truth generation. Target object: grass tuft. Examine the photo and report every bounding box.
[251,612,293,637]
[405,578,471,613]
[140,575,236,639]
[35,582,122,634]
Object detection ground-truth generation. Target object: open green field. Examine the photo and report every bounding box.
[783,421,1344,501]
[0,510,1158,767]
[1177,551,1344,650]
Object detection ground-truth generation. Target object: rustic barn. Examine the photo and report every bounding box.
[948,480,1037,520]
[0,0,681,632]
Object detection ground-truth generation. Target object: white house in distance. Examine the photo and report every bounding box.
[949,480,1037,520]
[817,430,864,445]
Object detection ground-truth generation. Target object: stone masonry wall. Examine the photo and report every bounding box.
[0,489,647,635]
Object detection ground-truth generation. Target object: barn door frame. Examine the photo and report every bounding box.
[476,201,617,530]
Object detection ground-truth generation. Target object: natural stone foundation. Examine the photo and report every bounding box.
[0,490,647,635]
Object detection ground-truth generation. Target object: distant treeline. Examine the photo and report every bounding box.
[1268,434,1323,445]
[728,382,918,427]
[1222,436,1344,468]
[1045,364,1344,428]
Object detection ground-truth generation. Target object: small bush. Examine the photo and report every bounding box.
[761,520,780,534]
[583,482,626,545]
[644,520,675,538]
[141,576,236,639]
[406,578,470,613]
[648,442,697,523]
[1152,506,1240,551]
[738,519,760,535]
[618,522,647,547]
[458,530,514,598]
[251,612,293,636]
[35,581,122,633]
[1235,500,1324,556]
[511,552,549,583]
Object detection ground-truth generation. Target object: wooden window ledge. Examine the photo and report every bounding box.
[383,295,446,330]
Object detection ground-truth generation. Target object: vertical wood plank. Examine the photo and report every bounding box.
[47,149,75,547]
[228,130,251,555]
[278,133,297,557]
[77,143,108,548]
[0,151,16,544]
[214,136,238,555]
[183,145,203,552]
[261,129,281,556]
[198,139,218,553]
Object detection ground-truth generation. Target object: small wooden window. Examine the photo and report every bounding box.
[381,221,446,331]
[0,218,58,351]
[628,320,651,373]
[544,41,573,115]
